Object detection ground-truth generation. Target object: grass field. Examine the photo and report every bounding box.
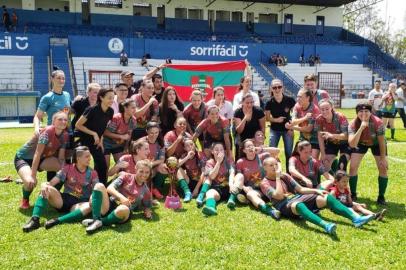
[0,109,405,269]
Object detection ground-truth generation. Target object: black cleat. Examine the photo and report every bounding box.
[45,218,60,230]
[351,193,358,202]
[377,195,387,206]
[23,216,40,233]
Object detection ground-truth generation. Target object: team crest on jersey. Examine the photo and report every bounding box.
[284,107,290,113]
[190,75,213,98]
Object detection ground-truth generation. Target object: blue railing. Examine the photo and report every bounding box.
[259,51,301,96]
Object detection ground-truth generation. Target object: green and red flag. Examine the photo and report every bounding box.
[162,60,246,101]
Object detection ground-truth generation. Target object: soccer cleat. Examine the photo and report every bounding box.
[20,198,30,210]
[351,193,358,202]
[377,195,387,206]
[202,205,217,216]
[86,219,103,234]
[152,199,160,207]
[353,214,374,228]
[374,209,387,221]
[82,219,94,227]
[324,223,337,236]
[196,194,204,208]
[236,194,248,204]
[151,188,164,200]
[23,216,40,232]
[183,192,192,203]
[269,209,281,221]
[44,218,60,230]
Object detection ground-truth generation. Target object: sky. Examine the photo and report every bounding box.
[375,0,406,32]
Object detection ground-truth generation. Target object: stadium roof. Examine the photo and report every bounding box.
[232,0,356,7]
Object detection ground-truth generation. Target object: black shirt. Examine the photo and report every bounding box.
[127,80,142,98]
[234,106,265,141]
[71,96,90,132]
[78,104,114,145]
[154,87,165,104]
[265,95,296,131]
[160,103,185,136]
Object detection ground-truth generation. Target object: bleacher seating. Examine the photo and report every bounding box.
[278,63,373,87]
[0,56,33,91]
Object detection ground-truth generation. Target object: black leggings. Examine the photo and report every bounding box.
[87,144,107,184]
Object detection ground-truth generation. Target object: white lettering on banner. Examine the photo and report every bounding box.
[0,36,29,50]
[190,45,249,57]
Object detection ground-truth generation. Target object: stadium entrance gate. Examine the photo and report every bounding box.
[317,72,342,108]
[88,70,122,90]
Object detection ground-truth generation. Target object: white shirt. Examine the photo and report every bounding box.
[368,89,384,111]
[232,90,260,111]
[395,87,405,108]
[206,99,234,120]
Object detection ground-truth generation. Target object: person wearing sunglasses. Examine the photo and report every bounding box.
[265,79,296,171]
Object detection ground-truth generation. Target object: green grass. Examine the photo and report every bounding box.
[0,109,405,269]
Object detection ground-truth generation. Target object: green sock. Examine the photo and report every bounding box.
[198,183,210,197]
[206,198,217,209]
[22,187,32,200]
[92,190,103,220]
[228,193,237,203]
[378,176,388,197]
[259,203,271,215]
[101,211,124,226]
[349,175,358,195]
[330,159,338,174]
[296,202,326,229]
[32,196,48,217]
[153,173,167,189]
[57,209,84,224]
[390,128,395,139]
[178,179,191,194]
[326,194,357,221]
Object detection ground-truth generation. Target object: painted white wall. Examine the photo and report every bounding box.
[3,0,23,9]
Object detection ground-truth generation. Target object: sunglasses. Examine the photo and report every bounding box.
[272,86,283,90]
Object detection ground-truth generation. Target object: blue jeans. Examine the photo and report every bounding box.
[269,129,294,171]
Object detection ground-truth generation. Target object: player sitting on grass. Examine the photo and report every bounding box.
[23,146,99,232]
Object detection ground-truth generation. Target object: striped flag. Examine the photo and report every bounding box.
[162,60,246,101]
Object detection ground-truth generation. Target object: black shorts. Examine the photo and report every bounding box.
[351,144,386,156]
[211,184,230,201]
[58,193,89,213]
[381,112,396,118]
[279,194,319,218]
[203,133,225,149]
[325,142,351,156]
[14,155,45,172]
[104,146,125,155]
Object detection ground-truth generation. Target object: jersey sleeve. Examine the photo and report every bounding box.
[55,166,68,183]
[260,179,275,200]
[37,95,49,112]
[38,130,50,145]
[111,173,125,190]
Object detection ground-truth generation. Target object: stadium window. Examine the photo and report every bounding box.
[231,11,242,22]
[216,10,230,21]
[95,0,122,8]
[258,13,277,24]
[188,9,203,20]
[133,3,152,16]
[175,8,187,19]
